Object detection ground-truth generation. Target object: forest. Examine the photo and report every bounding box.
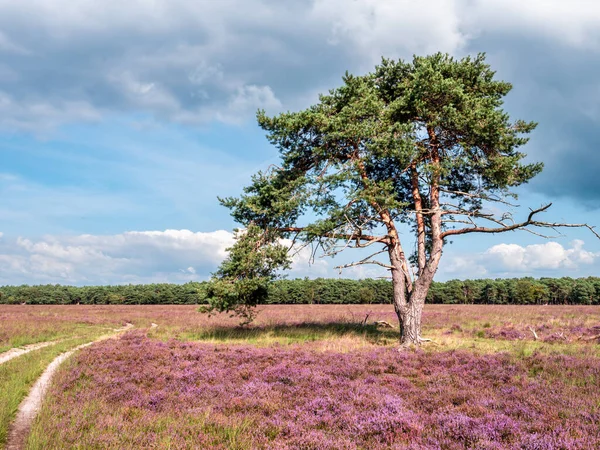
[1,276,599,305]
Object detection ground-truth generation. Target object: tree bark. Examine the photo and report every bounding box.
[392,276,429,347]
[398,293,425,346]
[388,243,427,347]
[389,239,441,347]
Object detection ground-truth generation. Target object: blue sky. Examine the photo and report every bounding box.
[1,0,600,285]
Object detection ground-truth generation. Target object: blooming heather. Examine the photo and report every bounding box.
[34,331,600,449]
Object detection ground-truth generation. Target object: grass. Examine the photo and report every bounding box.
[0,305,135,352]
[146,323,600,359]
[148,321,399,347]
[420,330,600,358]
[0,332,108,447]
[0,323,115,353]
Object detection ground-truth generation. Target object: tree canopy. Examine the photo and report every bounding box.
[205,53,598,345]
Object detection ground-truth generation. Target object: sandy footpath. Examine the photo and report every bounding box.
[0,342,57,366]
[5,323,134,450]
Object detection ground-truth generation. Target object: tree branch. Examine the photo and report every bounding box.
[410,162,427,274]
[440,203,600,239]
[334,249,395,272]
[439,188,519,207]
[276,226,390,244]
[349,144,413,290]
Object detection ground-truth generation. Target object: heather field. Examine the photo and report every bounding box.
[1,305,599,449]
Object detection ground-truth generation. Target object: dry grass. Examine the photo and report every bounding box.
[2,304,599,355]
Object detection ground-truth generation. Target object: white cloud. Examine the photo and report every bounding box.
[281,239,330,278]
[440,254,489,279]
[463,0,600,48]
[0,230,235,285]
[440,239,600,279]
[485,239,599,271]
[0,1,296,130]
[1,228,597,285]
[0,229,341,285]
[341,264,388,280]
[311,0,466,65]
[215,85,283,125]
[0,91,101,133]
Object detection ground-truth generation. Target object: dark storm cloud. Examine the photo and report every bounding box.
[0,1,335,127]
[0,0,464,130]
[464,32,600,207]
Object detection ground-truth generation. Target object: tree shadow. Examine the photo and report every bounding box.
[182,321,399,345]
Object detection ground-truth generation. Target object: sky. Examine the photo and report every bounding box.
[1,0,600,285]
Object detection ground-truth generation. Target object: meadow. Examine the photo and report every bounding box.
[1,304,599,449]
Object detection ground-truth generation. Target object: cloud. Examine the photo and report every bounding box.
[0,92,101,133]
[214,85,282,125]
[0,0,472,131]
[0,0,597,205]
[311,0,466,64]
[486,239,598,270]
[281,239,330,279]
[0,0,599,220]
[1,228,597,285]
[340,264,388,280]
[0,229,338,285]
[440,239,599,279]
[463,1,600,49]
[457,30,600,206]
[0,229,234,285]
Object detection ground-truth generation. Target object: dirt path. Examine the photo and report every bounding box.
[0,342,56,366]
[5,323,134,450]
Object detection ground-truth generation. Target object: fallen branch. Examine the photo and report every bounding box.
[374,320,394,329]
[528,327,539,341]
[361,314,371,327]
[578,334,600,342]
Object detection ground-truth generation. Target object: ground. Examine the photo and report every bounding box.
[1,304,599,449]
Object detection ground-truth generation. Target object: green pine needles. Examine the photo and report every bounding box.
[204,53,597,343]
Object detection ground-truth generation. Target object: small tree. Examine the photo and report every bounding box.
[205,53,598,346]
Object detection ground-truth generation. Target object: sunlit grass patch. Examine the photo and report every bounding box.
[149,321,399,348]
[0,305,136,353]
[0,323,113,354]
[421,330,600,358]
[146,319,600,359]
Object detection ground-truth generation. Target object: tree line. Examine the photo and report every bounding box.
[0,276,599,305]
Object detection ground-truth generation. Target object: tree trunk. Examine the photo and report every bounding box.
[393,282,427,347]
[389,244,438,347]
